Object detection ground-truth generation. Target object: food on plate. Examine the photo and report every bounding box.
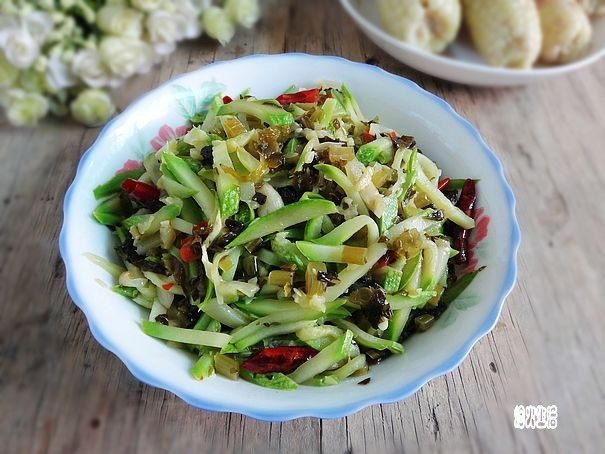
[537,0,593,64]
[462,0,542,68]
[375,0,462,53]
[91,84,482,390]
[375,0,600,69]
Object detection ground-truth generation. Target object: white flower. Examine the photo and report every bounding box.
[131,0,163,12]
[4,89,49,127]
[19,68,48,93]
[70,88,115,127]
[71,49,118,88]
[46,54,76,92]
[97,5,143,38]
[147,10,182,45]
[99,37,153,78]
[224,0,260,28]
[22,12,54,44]
[202,7,235,45]
[0,52,18,87]
[172,0,202,39]
[193,0,213,11]
[1,26,40,69]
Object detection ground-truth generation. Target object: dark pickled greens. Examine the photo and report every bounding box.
[90,83,482,390]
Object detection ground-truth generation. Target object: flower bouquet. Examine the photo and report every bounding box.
[0,0,260,127]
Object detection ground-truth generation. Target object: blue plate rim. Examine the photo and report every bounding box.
[59,53,521,422]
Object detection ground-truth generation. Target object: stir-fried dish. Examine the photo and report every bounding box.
[90,84,482,389]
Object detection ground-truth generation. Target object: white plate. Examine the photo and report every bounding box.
[341,0,605,86]
[60,54,520,421]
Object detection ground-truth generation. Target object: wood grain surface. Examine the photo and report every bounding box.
[1,1,603,453]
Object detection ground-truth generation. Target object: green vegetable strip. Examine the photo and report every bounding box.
[385,210,441,240]
[141,321,232,347]
[319,97,338,128]
[304,217,324,241]
[221,246,241,282]
[191,353,214,380]
[313,215,379,246]
[256,248,283,267]
[234,321,316,351]
[398,148,417,202]
[324,243,388,302]
[228,309,324,344]
[415,167,475,229]
[240,370,298,390]
[440,267,485,304]
[296,241,367,264]
[356,137,393,165]
[199,298,251,328]
[341,84,365,122]
[193,313,212,331]
[162,153,217,220]
[328,353,367,381]
[228,199,337,248]
[235,298,346,317]
[295,137,318,172]
[304,375,340,387]
[179,197,204,224]
[112,285,138,299]
[333,319,404,353]
[444,178,480,190]
[158,175,198,198]
[84,253,125,279]
[130,204,181,235]
[93,167,145,200]
[217,99,294,127]
[288,330,353,384]
[93,210,122,226]
[420,241,439,290]
[213,141,240,217]
[383,308,411,341]
[387,291,436,310]
[315,164,369,216]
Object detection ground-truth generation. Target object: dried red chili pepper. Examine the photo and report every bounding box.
[437,178,451,191]
[360,131,375,144]
[162,283,174,291]
[222,95,233,104]
[241,346,318,374]
[453,179,477,264]
[179,236,201,263]
[276,88,319,105]
[121,178,160,202]
[375,249,398,269]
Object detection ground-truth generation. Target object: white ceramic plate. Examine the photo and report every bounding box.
[341,0,605,86]
[60,54,520,421]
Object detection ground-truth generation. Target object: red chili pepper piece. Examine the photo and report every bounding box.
[437,178,451,191]
[241,346,318,374]
[318,92,333,104]
[360,131,375,144]
[222,95,233,104]
[179,236,201,263]
[121,178,160,202]
[376,249,398,269]
[276,88,319,105]
[162,283,174,291]
[453,179,477,265]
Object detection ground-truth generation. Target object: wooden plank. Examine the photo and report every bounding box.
[1,0,603,452]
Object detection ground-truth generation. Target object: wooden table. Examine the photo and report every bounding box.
[2,1,603,452]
